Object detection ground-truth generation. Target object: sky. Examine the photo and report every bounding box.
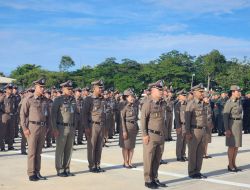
[0,0,250,75]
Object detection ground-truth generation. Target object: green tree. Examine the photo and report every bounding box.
[59,56,75,72]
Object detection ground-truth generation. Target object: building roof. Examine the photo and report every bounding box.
[0,76,16,84]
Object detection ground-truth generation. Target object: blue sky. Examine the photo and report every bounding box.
[0,0,250,75]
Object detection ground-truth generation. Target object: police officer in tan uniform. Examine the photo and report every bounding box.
[174,89,188,162]
[44,90,53,148]
[185,83,207,179]
[223,85,243,172]
[120,88,139,168]
[74,88,84,145]
[203,92,213,159]
[141,80,167,189]
[0,83,17,151]
[20,78,49,181]
[83,80,106,173]
[51,80,77,177]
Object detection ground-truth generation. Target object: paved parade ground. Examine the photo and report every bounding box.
[0,131,250,190]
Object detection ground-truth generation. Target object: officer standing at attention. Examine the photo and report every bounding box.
[185,83,207,179]
[51,80,77,177]
[74,88,84,145]
[120,88,139,168]
[174,89,188,162]
[223,85,243,172]
[141,80,167,189]
[83,80,106,173]
[20,78,49,181]
[0,83,17,151]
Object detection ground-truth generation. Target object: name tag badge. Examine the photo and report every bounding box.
[70,106,74,113]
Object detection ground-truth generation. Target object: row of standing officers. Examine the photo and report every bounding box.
[0,78,245,189]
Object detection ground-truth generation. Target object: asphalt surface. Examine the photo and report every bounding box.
[0,131,250,190]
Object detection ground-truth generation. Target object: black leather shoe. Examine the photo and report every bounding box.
[235,167,242,172]
[57,172,68,177]
[1,148,5,152]
[96,166,105,173]
[65,171,75,176]
[89,167,97,173]
[160,160,168,165]
[197,173,207,178]
[29,175,39,181]
[145,182,158,189]
[8,147,15,150]
[228,166,237,172]
[36,173,47,180]
[21,152,27,155]
[154,180,167,187]
[177,158,185,162]
[189,174,201,179]
[77,141,83,145]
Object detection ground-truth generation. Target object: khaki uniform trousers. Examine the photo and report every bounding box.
[27,124,46,176]
[176,131,187,159]
[87,123,104,169]
[187,128,206,176]
[143,133,164,182]
[55,126,75,173]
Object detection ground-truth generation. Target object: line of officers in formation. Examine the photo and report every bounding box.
[0,78,249,189]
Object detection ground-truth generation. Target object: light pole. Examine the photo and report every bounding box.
[191,73,195,88]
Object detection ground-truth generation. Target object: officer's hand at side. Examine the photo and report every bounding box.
[143,135,150,145]
[176,128,182,135]
[53,129,59,137]
[225,130,232,137]
[186,133,192,140]
[123,132,128,140]
[24,129,30,138]
[85,128,91,138]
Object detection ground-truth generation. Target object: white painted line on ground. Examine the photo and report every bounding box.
[41,153,250,188]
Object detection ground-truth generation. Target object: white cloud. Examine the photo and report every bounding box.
[157,23,188,32]
[0,0,94,14]
[1,29,250,74]
[144,0,250,14]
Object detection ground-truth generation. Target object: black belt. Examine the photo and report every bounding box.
[126,120,136,124]
[191,125,204,129]
[57,122,75,127]
[230,118,241,120]
[3,112,14,116]
[148,129,163,136]
[92,121,104,125]
[180,122,185,125]
[29,121,47,127]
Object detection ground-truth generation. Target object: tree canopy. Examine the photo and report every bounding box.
[9,50,250,94]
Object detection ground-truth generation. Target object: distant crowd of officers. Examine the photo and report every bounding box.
[0,78,249,189]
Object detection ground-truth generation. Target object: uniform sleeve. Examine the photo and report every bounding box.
[174,102,181,129]
[185,101,193,134]
[82,97,91,129]
[51,97,60,130]
[223,101,231,131]
[20,97,30,131]
[140,100,150,136]
[120,107,127,133]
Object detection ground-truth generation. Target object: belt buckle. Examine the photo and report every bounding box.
[40,122,45,126]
